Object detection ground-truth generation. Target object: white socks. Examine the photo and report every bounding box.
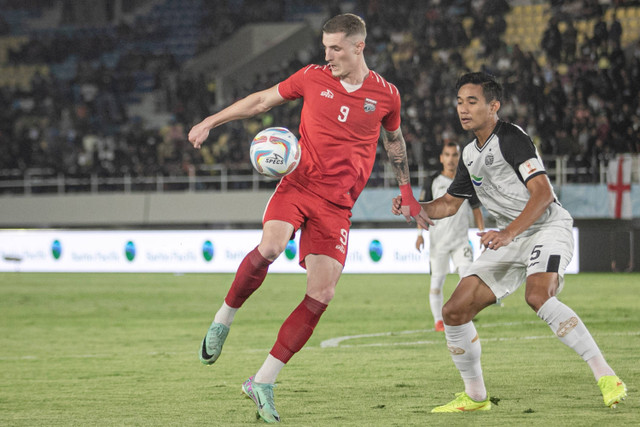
[214,302,285,385]
[537,296,615,380]
[429,274,446,323]
[255,354,285,384]
[444,322,486,401]
[213,303,285,385]
[213,302,237,327]
[443,296,615,400]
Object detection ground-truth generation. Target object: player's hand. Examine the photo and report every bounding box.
[397,184,434,229]
[391,195,403,216]
[412,207,433,230]
[391,194,417,221]
[398,184,421,218]
[391,196,402,216]
[188,121,211,149]
[391,195,434,229]
[477,229,515,251]
[415,235,424,252]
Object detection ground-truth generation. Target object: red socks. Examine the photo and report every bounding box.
[224,246,272,308]
[224,247,328,364]
[270,295,328,363]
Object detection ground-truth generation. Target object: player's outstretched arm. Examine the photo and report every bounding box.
[392,192,463,222]
[381,127,433,229]
[188,85,286,149]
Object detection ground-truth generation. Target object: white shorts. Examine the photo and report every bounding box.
[464,224,574,300]
[430,242,474,277]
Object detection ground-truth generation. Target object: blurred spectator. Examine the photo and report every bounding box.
[562,21,578,62]
[542,17,563,64]
[592,16,609,52]
[609,12,623,46]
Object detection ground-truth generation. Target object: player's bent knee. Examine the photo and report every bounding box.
[525,292,551,312]
[441,301,471,326]
[258,243,286,261]
[308,288,335,304]
[525,273,559,311]
[525,283,558,312]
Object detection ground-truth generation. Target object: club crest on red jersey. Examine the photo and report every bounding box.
[364,98,377,113]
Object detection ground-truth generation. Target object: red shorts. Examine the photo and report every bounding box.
[263,180,352,268]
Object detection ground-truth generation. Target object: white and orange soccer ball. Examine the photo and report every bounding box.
[250,127,301,179]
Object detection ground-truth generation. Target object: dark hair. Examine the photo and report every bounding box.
[442,141,459,153]
[455,72,503,103]
[322,13,366,39]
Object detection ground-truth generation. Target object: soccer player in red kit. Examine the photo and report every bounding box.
[188,13,432,423]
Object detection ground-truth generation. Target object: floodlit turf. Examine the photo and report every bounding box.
[0,272,638,426]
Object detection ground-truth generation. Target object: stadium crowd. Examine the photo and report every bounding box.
[0,0,639,186]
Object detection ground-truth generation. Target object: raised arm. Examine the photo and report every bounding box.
[188,85,287,149]
[381,127,433,229]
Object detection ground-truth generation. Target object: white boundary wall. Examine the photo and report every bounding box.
[0,186,638,229]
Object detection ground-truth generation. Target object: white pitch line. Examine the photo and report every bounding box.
[319,328,436,348]
[319,320,640,348]
[320,320,542,348]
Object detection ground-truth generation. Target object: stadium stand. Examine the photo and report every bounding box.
[0,0,639,195]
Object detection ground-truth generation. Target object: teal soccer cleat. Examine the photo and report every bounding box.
[199,321,229,365]
[242,376,280,423]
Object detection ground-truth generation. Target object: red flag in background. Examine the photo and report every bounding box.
[607,154,632,219]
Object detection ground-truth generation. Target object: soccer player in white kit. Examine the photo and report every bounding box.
[415,142,484,332]
[393,72,626,412]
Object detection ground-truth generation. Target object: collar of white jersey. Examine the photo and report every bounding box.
[474,121,503,151]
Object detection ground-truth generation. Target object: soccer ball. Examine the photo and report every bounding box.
[250,127,301,179]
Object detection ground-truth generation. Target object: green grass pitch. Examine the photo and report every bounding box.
[1,272,638,426]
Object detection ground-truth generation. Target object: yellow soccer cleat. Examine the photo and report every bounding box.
[598,375,627,408]
[431,392,491,413]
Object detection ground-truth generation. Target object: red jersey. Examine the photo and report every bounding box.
[277,65,401,208]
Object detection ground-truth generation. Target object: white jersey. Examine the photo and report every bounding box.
[420,173,479,252]
[448,121,573,235]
